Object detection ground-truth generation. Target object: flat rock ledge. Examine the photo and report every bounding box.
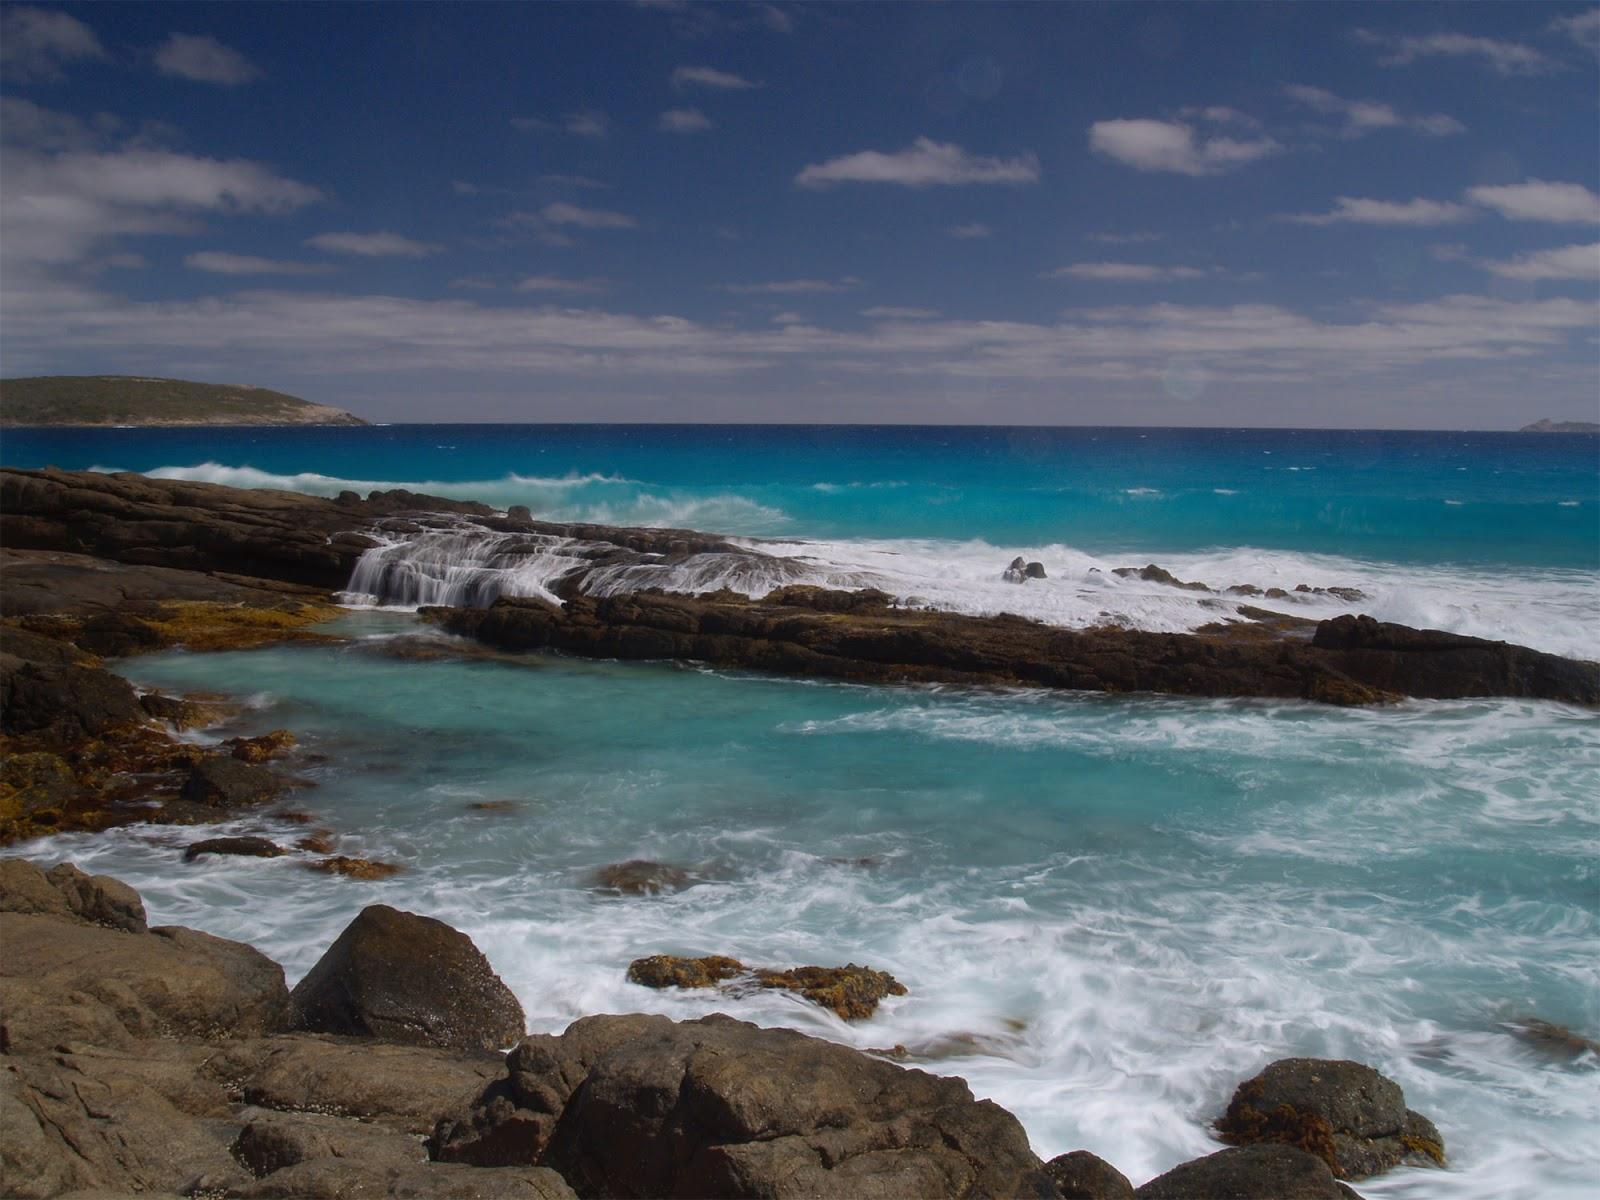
[0,858,1460,1199]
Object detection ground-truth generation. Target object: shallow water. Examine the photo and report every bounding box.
[24,610,1598,1197]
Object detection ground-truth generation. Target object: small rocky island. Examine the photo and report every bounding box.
[1518,418,1600,433]
[0,375,366,427]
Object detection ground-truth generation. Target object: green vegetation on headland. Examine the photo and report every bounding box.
[0,375,366,427]
[1519,418,1600,433]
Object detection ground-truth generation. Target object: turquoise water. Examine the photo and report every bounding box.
[6,426,1599,1196]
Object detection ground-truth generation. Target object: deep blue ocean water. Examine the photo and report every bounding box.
[6,425,1598,1198]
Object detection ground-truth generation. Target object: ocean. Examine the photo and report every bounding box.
[4,424,1597,1197]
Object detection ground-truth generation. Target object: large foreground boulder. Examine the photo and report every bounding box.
[289,905,525,1051]
[0,858,147,932]
[1134,1145,1354,1199]
[1216,1057,1444,1180]
[431,1012,1055,1198]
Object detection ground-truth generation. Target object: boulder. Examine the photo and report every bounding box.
[0,654,145,738]
[0,910,288,1052]
[431,1013,1054,1198]
[230,1107,425,1177]
[181,757,285,808]
[184,836,288,862]
[625,954,909,1020]
[305,854,402,879]
[1134,1144,1351,1199]
[1216,1058,1444,1179]
[1024,561,1047,579]
[1047,1150,1135,1199]
[227,730,297,764]
[626,954,746,989]
[507,505,533,522]
[0,858,147,932]
[289,905,525,1051]
[1003,556,1029,584]
[228,1158,576,1199]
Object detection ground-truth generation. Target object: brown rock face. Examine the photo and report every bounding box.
[626,953,746,989]
[625,954,909,1020]
[1134,1144,1349,1199]
[1216,1057,1444,1180]
[430,1013,1055,1199]
[1047,1150,1135,1199]
[591,858,694,895]
[289,905,526,1051]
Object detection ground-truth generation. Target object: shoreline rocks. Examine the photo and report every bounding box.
[626,953,910,1020]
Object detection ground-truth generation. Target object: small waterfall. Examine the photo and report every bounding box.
[343,523,584,607]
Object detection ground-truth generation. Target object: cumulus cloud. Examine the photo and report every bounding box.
[184,251,332,275]
[306,231,440,257]
[539,202,637,229]
[671,65,759,89]
[946,223,992,239]
[659,107,713,133]
[1283,196,1475,226]
[1,103,322,267]
[862,306,940,319]
[1466,180,1600,224]
[512,110,611,138]
[1481,242,1600,281]
[1549,8,1600,51]
[154,33,261,85]
[1088,119,1280,175]
[1353,29,1554,75]
[1283,85,1464,138]
[796,138,1039,188]
[514,274,608,293]
[0,6,105,83]
[1044,262,1208,282]
[718,277,860,294]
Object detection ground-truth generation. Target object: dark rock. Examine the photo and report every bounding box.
[230,1107,424,1177]
[430,1012,1054,1198]
[590,859,693,895]
[1135,1144,1347,1199]
[184,837,288,863]
[0,653,145,738]
[1216,1057,1443,1179]
[181,758,285,808]
[227,730,296,764]
[1047,1149,1135,1199]
[229,1158,577,1198]
[507,505,533,522]
[1024,561,1047,579]
[141,691,236,730]
[1113,564,1209,591]
[289,905,525,1051]
[753,963,909,1020]
[0,751,78,820]
[295,830,338,854]
[1003,556,1029,584]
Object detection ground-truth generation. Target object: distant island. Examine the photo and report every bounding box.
[1519,418,1600,433]
[0,375,366,427]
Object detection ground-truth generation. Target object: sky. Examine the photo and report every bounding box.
[0,1,1596,427]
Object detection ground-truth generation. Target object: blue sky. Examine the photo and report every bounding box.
[1,1,1596,426]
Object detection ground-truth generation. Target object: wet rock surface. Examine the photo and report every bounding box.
[1134,1144,1354,1199]
[430,1012,1056,1198]
[590,858,695,894]
[183,836,288,862]
[1047,1150,1136,1199]
[289,905,526,1051]
[625,954,909,1019]
[1216,1057,1444,1179]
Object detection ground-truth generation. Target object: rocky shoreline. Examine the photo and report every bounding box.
[2,857,1445,1199]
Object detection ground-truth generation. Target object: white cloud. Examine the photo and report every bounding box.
[671,65,759,89]
[1549,8,1600,51]
[862,306,940,319]
[1353,29,1554,75]
[306,231,440,257]
[0,6,105,83]
[796,138,1039,188]
[1,107,322,267]
[514,274,608,293]
[1466,180,1600,224]
[946,223,992,239]
[1283,196,1475,226]
[1088,119,1280,175]
[539,202,637,230]
[1283,84,1464,138]
[511,111,611,139]
[1088,231,1164,245]
[1481,242,1600,281]
[1045,262,1208,282]
[659,107,713,133]
[719,277,860,294]
[185,251,332,275]
[154,33,261,85]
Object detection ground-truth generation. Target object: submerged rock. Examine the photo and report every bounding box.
[625,954,908,1020]
[183,836,287,862]
[590,858,694,895]
[305,854,402,879]
[1113,564,1209,591]
[1505,1017,1600,1062]
[1047,1150,1135,1199]
[228,730,298,764]
[1216,1057,1444,1179]
[289,904,525,1052]
[430,1012,1054,1198]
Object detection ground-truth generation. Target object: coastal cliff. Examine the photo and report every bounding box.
[0,376,367,427]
